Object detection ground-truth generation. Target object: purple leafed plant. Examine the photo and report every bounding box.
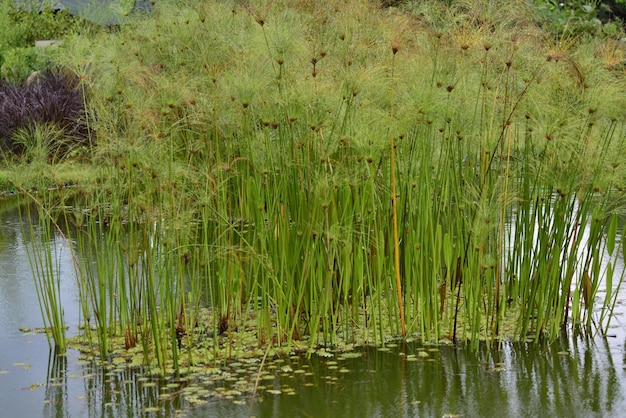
[0,68,92,157]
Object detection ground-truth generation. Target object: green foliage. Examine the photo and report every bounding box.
[7,1,81,45]
[20,0,626,365]
[0,0,83,80]
[530,0,624,38]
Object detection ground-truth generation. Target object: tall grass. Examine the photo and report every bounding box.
[22,0,626,368]
[18,186,81,352]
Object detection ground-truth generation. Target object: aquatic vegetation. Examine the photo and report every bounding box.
[19,0,626,373]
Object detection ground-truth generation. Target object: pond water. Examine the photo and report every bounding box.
[1,197,626,417]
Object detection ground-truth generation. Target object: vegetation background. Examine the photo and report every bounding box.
[0,0,624,371]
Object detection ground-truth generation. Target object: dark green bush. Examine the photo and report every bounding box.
[0,0,83,80]
[529,1,625,38]
[7,2,81,46]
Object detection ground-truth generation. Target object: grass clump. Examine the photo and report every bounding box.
[18,0,626,371]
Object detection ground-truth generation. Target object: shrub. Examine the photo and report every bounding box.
[0,0,84,80]
[0,68,92,160]
[526,1,626,38]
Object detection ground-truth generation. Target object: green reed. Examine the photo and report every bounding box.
[18,185,87,353]
[22,200,67,351]
[20,0,626,368]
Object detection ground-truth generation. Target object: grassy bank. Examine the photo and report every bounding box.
[7,0,626,369]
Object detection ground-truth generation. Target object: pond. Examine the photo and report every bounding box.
[1,197,626,417]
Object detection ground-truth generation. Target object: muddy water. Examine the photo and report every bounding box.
[1,198,625,417]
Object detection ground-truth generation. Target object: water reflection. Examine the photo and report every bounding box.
[42,352,184,418]
[0,199,40,330]
[232,337,626,418]
[0,199,81,333]
[8,335,620,418]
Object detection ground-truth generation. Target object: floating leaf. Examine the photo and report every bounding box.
[338,352,363,359]
[24,382,43,391]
